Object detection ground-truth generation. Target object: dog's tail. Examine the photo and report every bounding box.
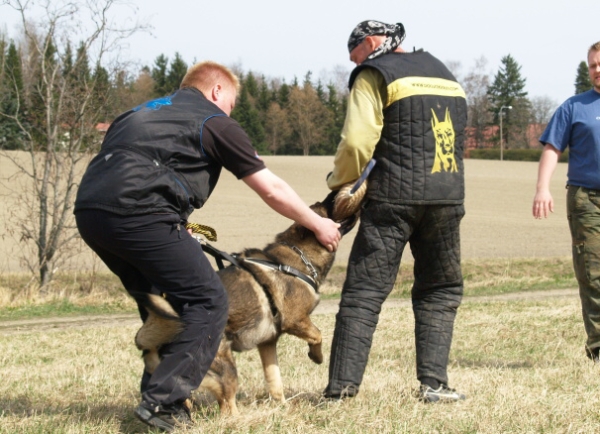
[131,292,180,320]
[134,292,183,356]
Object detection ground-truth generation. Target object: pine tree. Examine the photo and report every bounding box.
[487,54,530,148]
[62,41,73,76]
[151,54,169,96]
[231,86,265,152]
[257,78,271,112]
[322,83,344,154]
[0,40,25,149]
[165,52,187,94]
[74,41,91,84]
[277,82,290,106]
[575,61,592,94]
[244,71,259,98]
[487,54,528,111]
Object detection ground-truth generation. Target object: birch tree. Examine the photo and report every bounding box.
[0,0,147,287]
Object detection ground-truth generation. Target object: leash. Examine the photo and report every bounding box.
[185,222,217,241]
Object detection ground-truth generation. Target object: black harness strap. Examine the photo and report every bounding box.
[200,242,318,291]
[200,243,240,269]
[242,258,319,292]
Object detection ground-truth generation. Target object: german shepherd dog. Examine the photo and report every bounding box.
[134,189,361,415]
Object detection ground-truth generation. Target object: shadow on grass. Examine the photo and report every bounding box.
[453,358,534,369]
[0,395,159,433]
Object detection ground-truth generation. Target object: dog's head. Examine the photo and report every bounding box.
[276,186,362,245]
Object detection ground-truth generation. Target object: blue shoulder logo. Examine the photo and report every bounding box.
[133,96,173,112]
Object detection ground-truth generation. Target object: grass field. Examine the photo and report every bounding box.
[0,153,571,272]
[2,154,592,433]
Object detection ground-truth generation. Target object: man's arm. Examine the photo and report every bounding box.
[327,69,384,190]
[532,143,562,219]
[243,168,341,251]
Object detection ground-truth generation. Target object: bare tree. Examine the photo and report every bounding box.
[529,95,558,125]
[524,95,558,148]
[264,101,291,155]
[287,83,331,155]
[0,0,147,287]
[445,59,463,83]
[317,64,350,98]
[462,56,493,148]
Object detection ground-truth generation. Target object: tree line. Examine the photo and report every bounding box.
[1,35,595,155]
[0,37,348,156]
[456,54,592,150]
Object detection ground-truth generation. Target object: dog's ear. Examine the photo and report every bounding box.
[276,220,312,243]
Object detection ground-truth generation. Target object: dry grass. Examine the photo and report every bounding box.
[0,255,576,319]
[0,154,572,274]
[1,296,598,433]
[0,154,586,432]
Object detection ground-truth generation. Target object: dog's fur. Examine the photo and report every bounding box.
[134,192,359,415]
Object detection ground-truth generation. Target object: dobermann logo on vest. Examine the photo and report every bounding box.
[431,107,458,173]
[133,96,173,112]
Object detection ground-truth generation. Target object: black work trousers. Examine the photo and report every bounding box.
[325,200,464,397]
[75,210,228,407]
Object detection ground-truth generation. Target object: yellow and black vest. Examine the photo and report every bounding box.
[350,51,467,204]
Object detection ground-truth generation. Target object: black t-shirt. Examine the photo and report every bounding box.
[200,115,266,179]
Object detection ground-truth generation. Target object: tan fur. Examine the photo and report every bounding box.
[135,197,359,415]
[134,294,183,374]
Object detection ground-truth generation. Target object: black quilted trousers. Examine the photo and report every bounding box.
[325,201,464,397]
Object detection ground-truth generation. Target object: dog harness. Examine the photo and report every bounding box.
[242,243,319,291]
[188,222,320,292]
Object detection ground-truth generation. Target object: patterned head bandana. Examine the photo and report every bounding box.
[347,20,406,60]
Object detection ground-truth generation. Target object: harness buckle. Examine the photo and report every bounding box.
[279,264,293,274]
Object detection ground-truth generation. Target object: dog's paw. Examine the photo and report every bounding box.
[308,345,323,364]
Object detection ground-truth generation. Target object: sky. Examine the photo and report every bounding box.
[1,0,598,106]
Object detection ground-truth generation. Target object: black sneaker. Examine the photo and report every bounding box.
[419,384,466,403]
[134,401,192,432]
[322,384,358,401]
[586,346,600,363]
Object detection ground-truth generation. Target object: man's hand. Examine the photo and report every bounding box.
[313,217,341,252]
[532,189,554,219]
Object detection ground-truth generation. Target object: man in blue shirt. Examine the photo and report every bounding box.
[533,41,600,362]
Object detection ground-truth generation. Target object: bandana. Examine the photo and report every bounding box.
[347,20,406,60]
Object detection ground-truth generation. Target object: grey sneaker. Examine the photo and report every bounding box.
[419,384,466,403]
[134,401,192,432]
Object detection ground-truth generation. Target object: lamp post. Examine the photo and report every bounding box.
[499,105,512,161]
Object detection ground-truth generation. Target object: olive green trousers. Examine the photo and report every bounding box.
[567,185,600,356]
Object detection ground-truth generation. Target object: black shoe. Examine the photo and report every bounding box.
[419,384,466,403]
[586,346,600,364]
[322,384,358,401]
[134,401,192,432]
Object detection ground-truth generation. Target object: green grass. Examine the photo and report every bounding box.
[0,257,576,320]
[322,256,576,298]
[0,299,136,321]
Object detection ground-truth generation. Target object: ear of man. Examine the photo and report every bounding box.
[365,35,386,51]
[210,84,222,102]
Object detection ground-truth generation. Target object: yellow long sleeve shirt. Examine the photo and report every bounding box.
[327,68,386,190]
